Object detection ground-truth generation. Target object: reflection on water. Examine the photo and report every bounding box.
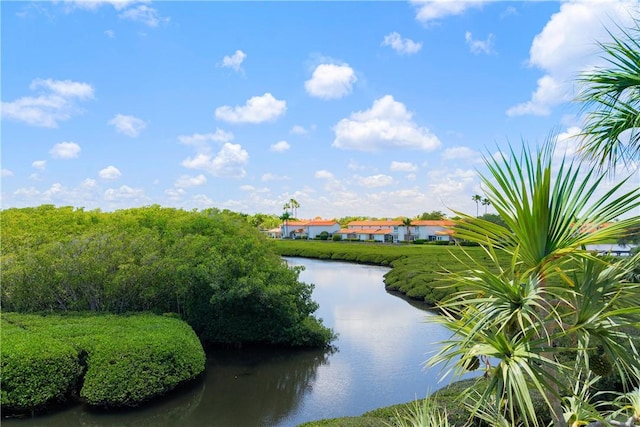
[4,258,459,427]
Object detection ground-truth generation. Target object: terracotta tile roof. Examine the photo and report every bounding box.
[412,220,456,227]
[281,219,338,227]
[347,220,403,227]
[338,228,393,235]
[306,220,338,226]
[435,229,455,235]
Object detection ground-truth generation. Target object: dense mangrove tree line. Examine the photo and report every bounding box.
[1,205,334,348]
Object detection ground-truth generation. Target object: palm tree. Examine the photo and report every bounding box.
[472,194,482,217]
[428,138,640,427]
[279,211,291,239]
[481,197,491,214]
[402,217,412,242]
[289,198,300,219]
[577,19,640,172]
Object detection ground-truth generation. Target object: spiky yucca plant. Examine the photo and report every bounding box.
[427,139,640,427]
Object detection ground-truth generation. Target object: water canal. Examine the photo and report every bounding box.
[5,258,461,427]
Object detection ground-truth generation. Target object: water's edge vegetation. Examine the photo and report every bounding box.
[1,312,205,416]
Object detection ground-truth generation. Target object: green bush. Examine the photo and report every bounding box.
[332,234,342,241]
[0,312,206,412]
[1,206,333,348]
[0,319,83,414]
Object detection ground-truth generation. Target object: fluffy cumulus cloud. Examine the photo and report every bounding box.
[174,174,207,188]
[32,160,47,170]
[179,129,248,178]
[178,129,234,151]
[118,4,168,27]
[262,173,290,182]
[507,1,637,117]
[98,165,122,180]
[332,95,441,152]
[305,64,357,100]
[382,32,422,55]
[50,141,81,159]
[182,143,249,178]
[411,0,486,24]
[108,114,147,137]
[465,31,495,54]
[270,140,290,152]
[390,161,418,172]
[441,146,480,161]
[354,174,395,188]
[1,78,94,127]
[1,169,14,177]
[220,50,246,73]
[215,93,286,123]
[104,185,145,201]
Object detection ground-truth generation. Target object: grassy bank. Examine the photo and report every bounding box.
[271,240,506,305]
[1,312,205,415]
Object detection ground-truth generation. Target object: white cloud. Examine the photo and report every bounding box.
[554,126,582,158]
[354,174,395,188]
[215,93,286,123]
[178,129,234,152]
[175,174,207,188]
[1,78,94,127]
[50,141,81,159]
[108,114,147,137]
[165,188,186,199]
[31,78,94,99]
[104,29,115,38]
[32,160,47,170]
[262,173,290,182]
[104,185,145,201]
[390,161,417,172]
[291,124,315,135]
[315,170,335,179]
[240,185,270,193]
[64,1,139,11]
[1,169,14,177]
[270,140,290,152]
[14,187,40,198]
[98,165,122,180]
[182,143,249,178]
[382,32,422,55]
[465,31,495,54]
[220,50,246,73]
[411,0,486,24]
[118,4,167,27]
[507,1,637,117]
[333,95,441,152]
[441,146,480,160]
[305,64,357,100]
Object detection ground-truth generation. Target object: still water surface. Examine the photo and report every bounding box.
[5,258,458,427]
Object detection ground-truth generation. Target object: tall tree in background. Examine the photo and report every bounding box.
[577,18,640,171]
[402,217,413,242]
[289,199,300,219]
[472,194,482,217]
[416,211,447,220]
[279,211,291,239]
[481,197,491,214]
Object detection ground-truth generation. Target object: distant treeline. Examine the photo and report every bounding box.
[1,205,334,348]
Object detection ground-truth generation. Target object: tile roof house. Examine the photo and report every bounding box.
[336,220,402,243]
[336,219,456,243]
[280,219,341,239]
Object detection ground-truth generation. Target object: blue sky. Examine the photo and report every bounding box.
[2,0,639,219]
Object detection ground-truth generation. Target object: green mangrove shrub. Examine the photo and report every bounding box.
[0,206,333,348]
[0,312,206,413]
[0,319,83,414]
